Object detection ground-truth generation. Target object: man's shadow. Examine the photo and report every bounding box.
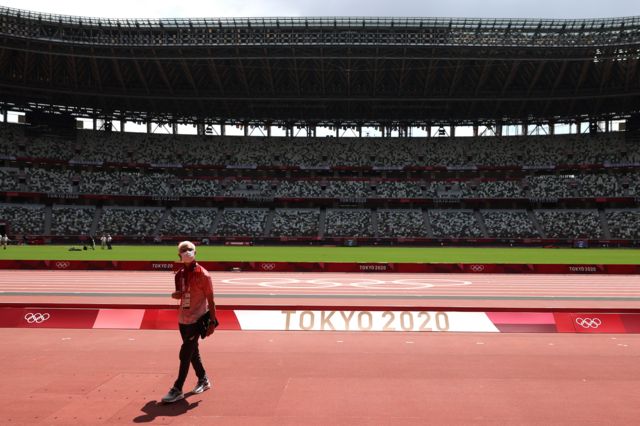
[134,393,201,423]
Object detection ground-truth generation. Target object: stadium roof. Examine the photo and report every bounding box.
[1,6,639,126]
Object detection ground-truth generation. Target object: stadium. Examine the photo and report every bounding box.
[0,6,639,248]
[0,2,640,424]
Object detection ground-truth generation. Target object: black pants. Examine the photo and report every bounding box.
[173,322,206,391]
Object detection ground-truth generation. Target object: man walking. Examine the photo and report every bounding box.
[162,241,216,403]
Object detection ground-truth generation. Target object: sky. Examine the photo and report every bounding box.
[0,0,639,20]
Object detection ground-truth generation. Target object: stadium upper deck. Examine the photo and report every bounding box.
[1,6,639,125]
[3,6,640,48]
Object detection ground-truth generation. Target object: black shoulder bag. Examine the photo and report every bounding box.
[196,310,219,339]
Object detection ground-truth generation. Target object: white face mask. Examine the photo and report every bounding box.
[179,249,195,263]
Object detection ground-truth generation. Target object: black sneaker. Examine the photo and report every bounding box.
[161,386,184,403]
[191,377,211,394]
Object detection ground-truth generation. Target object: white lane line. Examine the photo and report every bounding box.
[4,285,640,296]
[2,271,638,300]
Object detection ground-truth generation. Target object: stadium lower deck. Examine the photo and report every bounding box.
[1,269,639,424]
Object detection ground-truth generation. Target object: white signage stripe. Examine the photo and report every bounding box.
[234,310,500,332]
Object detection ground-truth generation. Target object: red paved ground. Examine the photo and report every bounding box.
[2,270,639,424]
[1,270,640,309]
[1,328,639,425]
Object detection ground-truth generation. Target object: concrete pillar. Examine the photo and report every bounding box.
[172,123,178,135]
[473,125,479,137]
[496,123,502,137]
[549,121,555,136]
[450,125,456,138]
[220,121,225,136]
[522,123,528,136]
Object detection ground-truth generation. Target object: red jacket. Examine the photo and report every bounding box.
[174,262,214,325]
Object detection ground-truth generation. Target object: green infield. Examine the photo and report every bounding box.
[0,245,637,264]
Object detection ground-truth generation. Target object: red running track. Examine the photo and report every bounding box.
[2,271,640,423]
[1,270,640,309]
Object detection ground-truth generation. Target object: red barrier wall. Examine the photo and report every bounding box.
[0,260,638,274]
[3,305,640,333]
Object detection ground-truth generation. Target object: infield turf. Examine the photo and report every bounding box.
[0,245,637,264]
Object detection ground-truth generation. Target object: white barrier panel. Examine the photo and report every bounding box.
[235,310,500,332]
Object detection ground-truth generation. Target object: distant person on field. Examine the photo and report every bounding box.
[100,235,106,249]
[1,234,8,249]
[161,241,216,404]
[90,236,96,250]
[106,234,112,250]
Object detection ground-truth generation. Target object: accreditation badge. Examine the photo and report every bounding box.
[181,292,191,309]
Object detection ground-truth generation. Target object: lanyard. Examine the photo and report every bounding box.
[181,269,188,292]
[181,264,196,292]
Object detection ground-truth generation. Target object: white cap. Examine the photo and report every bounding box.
[177,241,196,252]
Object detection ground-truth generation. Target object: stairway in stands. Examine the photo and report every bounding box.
[318,208,327,239]
[598,209,611,239]
[527,210,546,238]
[90,207,103,236]
[263,209,274,237]
[474,210,489,238]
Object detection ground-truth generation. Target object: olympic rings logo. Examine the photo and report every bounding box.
[24,313,51,324]
[469,265,485,272]
[261,263,276,271]
[55,262,70,269]
[575,317,602,329]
